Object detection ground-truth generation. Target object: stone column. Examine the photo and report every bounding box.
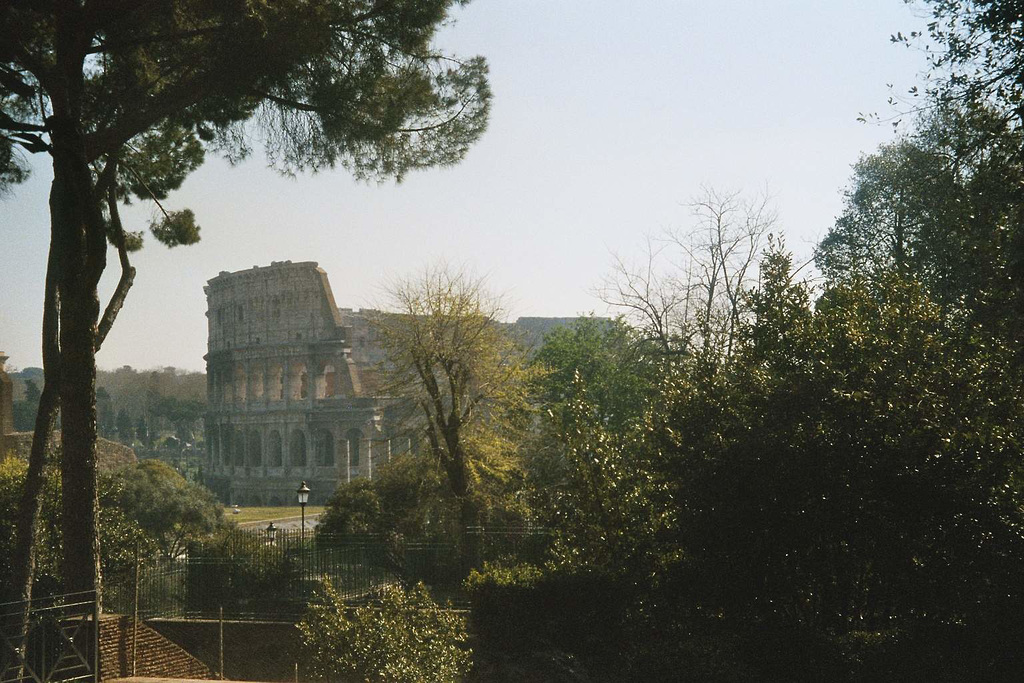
[243,360,251,409]
[261,426,268,478]
[241,424,248,472]
[283,423,291,476]
[263,358,271,406]
[367,436,373,481]
[283,359,291,408]
[306,356,315,408]
[345,436,351,484]
[0,353,15,444]
[303,426,313,477]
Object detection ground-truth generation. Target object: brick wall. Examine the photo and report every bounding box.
[148,620,304,682]
[98,615,210,680]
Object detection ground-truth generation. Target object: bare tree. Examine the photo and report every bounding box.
[371,267,534,547]
[600,186,776,360]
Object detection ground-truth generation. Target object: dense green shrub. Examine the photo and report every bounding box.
[465,563,629,663]
[298,580,471,683]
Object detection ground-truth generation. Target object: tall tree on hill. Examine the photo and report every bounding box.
[1,1,490,604]
[907,0,1024,129]
[816,103,1024,338]
[599,187,775,363]
[373,268,535,549]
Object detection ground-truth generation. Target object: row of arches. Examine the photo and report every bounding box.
[210,360,346,404]
[209,426,363,469]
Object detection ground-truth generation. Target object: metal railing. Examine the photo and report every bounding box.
[105,527,550,621]
[0,591,98,683]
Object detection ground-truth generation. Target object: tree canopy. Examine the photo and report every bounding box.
[1,0,491,600]
[372,268,535,538]
[1,0,491,190]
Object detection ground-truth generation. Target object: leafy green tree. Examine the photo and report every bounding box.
[816,103,1024,337]
[299,580,471,683]
[664,245,1024,630]
[135,415,150,448]
[115,408,133,443]
[2,0,490,599]
[320,479,382,535]
[526,317,658,528]
[533,316,655,434]
[321,453,448,538]
[96,387,114,438]
[907,0,1024,127]
[373,268,536,542]
[105,459,224,559]
[0,456,152,595]
[150,395,205,444]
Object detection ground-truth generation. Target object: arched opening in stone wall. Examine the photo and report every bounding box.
[314,429,335,467]
[290,429,307,467]
[315,367,325,399]
[268,430,283,467]
[269,364,284,401]
[234,364,247,403]
[248,430,262,467]
[251,367,264,400]
[289,363,307,400]
[346,429,361,467]
[320,364,339,398]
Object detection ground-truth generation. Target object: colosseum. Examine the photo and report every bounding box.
[203,261,407,506]
[203,260,585,506]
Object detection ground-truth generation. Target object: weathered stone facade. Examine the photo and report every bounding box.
[203,262,402,506]
[0,352,14,455]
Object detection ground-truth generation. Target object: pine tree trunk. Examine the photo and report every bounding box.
[49,112,106,600]
[8,248,60,605]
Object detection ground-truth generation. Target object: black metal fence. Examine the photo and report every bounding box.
[105,527,550,621]
[0,591,98,683]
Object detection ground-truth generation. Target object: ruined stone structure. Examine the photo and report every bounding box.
[203,261,596,506]
[203,262,403,506]
[0,352,15,455]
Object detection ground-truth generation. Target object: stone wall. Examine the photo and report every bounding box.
[148,619,302,682]
[0,353,14,454]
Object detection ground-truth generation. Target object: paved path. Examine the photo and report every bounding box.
[237,513,320,531]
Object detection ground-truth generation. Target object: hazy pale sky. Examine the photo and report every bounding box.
[1,1,928,372]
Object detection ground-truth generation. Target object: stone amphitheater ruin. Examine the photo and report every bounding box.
[203,261,396,506]
[203,260,584,507]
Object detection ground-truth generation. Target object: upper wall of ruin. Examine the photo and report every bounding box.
[205,261,345,353]
[0,352,13,438]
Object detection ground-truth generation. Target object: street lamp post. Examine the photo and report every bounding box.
[265,521,278,545]
[296,481,310,542]
[296,481,310,588]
